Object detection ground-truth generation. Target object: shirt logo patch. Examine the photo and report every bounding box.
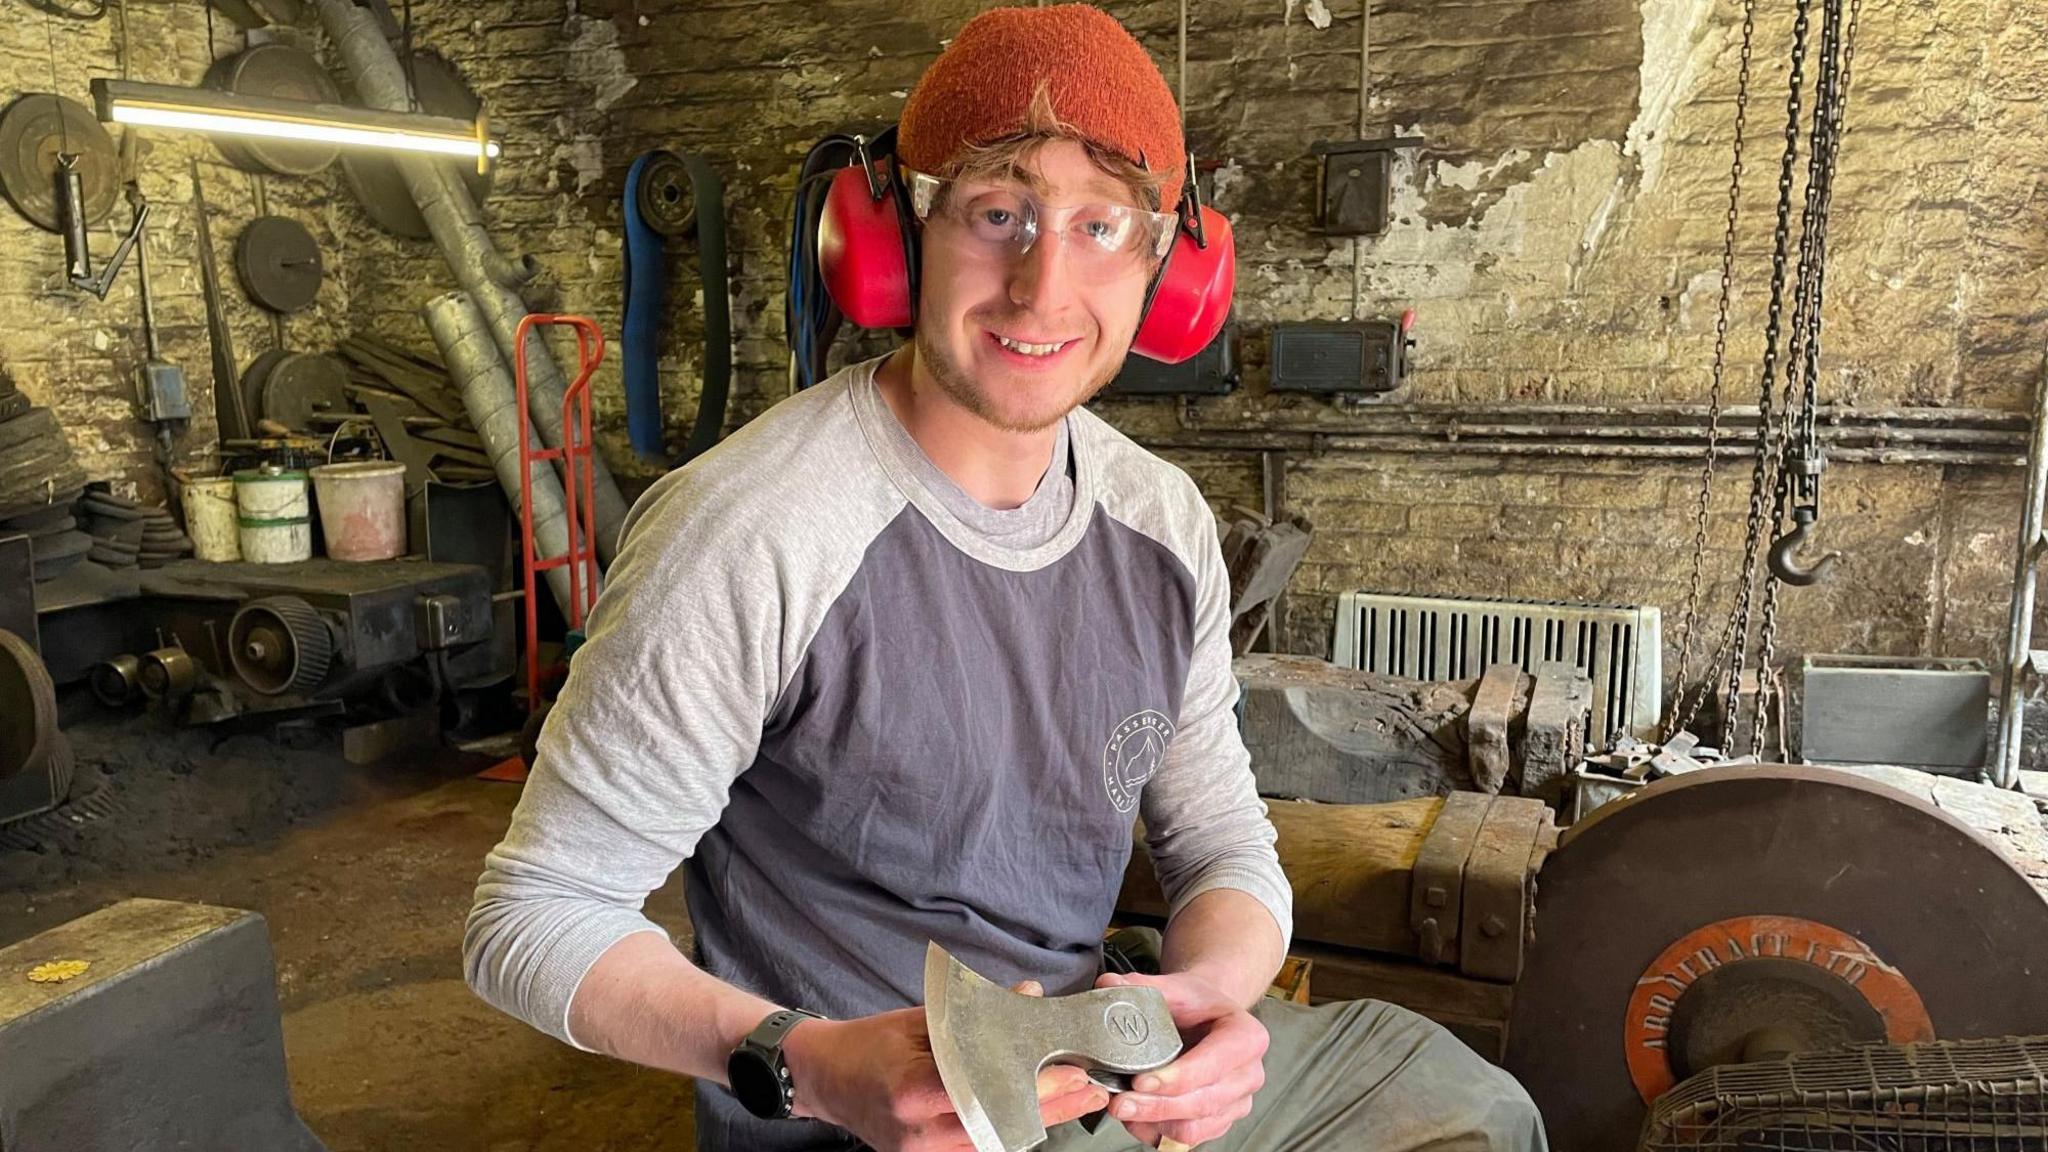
[1102,710,1175,814]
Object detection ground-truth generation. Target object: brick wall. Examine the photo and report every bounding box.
[8,0,2047,712]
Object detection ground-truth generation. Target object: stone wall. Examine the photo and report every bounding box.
[585,0,2048,690]
[0,10,365,505]
[10,0,2048,721]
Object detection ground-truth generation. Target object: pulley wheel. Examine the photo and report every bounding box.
[0,94,118,233]
[210,43,342,176]
[1504,765,2048,1152]
[240,348,292,430]
[0,628,56,780]
[341,52,489,238]
[259,352,351,431]
[635,151,697,238]
[138,645,200,700]
[90,653,142,707]
[228,596,334,696]
[235,216,324,313]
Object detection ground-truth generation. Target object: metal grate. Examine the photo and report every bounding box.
[1642,1036,2048,1151]
[1331,592,1661,743]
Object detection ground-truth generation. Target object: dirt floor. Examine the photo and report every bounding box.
[0,713,698,1152]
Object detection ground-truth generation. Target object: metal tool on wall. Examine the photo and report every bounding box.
[191,159,251,441]
[0,94,117,232]
[621,148,729,465]
[127,184,190,462]
[0,94,143,299]
[59,154,147,299]
[235,213,323,314]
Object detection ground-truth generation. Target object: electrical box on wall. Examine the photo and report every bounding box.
[1312,136,1424,237]
[1270,313,1414,396]
[1108,320,1239,396]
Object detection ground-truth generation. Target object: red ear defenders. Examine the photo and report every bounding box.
[817,139,1235,365]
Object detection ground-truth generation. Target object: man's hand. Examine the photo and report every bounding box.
[1094,970,1269,1149]
[779,982,1110,1152]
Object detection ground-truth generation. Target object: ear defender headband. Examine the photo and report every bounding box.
[818,136,1235,364]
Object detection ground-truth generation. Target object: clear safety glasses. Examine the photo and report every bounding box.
[903,168,1178,275]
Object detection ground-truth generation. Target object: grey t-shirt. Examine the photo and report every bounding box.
[465,356,1290,1150]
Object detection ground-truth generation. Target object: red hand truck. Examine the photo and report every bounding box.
[514,313,605,731]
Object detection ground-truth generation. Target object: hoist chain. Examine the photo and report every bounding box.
[1752,0,1860,754]
[1666,0,1762,742]
[1718,0,1819,751]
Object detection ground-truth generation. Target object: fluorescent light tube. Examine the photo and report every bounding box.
[91,78,500,168]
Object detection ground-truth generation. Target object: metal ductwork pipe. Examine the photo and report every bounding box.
[317,0,626,564]
[426,292,575,616]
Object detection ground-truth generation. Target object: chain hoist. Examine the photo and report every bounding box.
[1665,0,1761,741]
[1665,0,1861,753]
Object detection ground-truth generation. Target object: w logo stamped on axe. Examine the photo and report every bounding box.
[925,942,1181,1152]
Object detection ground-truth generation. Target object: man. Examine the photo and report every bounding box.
[466,6,1547,1151]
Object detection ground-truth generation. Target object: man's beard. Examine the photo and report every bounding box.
[913,324,1125,434]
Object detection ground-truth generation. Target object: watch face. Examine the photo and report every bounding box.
[727,1047,788,1120]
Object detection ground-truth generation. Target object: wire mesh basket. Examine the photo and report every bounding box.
[1642,1037,2048,1151]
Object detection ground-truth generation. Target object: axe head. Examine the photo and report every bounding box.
[924,942,1182,1152]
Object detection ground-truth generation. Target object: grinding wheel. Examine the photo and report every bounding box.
[635,151,698,237]
[1504,765,2048,1151]
[0,628,55,780]
[235,216,323,313]
[260,352,350,431]
[0,94,118,234]
[240,347,292,429]
[341,52,490,238]
[209,43,342,175]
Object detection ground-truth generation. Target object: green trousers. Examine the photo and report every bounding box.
[1044,999,1548,1152]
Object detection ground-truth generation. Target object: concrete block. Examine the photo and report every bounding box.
[0,899,325,1152]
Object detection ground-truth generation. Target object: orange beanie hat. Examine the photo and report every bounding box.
[898,4,1186,209]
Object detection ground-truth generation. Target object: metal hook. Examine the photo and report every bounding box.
[1768,505,1842,586]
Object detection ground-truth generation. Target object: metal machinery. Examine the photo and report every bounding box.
[39,557,499,728]
[0,626,70,828]
[1119,763,2048,1150]
[1502,767,2048,1150]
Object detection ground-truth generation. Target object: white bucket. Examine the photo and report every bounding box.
[180,475,240,562]
[234,468,312,563]
[310,461,408,561]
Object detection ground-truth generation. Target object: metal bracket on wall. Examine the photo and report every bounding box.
[61,156,147,300]
[1311,136,1424,237]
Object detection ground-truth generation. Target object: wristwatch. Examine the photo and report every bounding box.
[727,1007,821,1120]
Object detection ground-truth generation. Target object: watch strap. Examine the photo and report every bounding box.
[746,1007,819,1052]
[737,1007,820,1120]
